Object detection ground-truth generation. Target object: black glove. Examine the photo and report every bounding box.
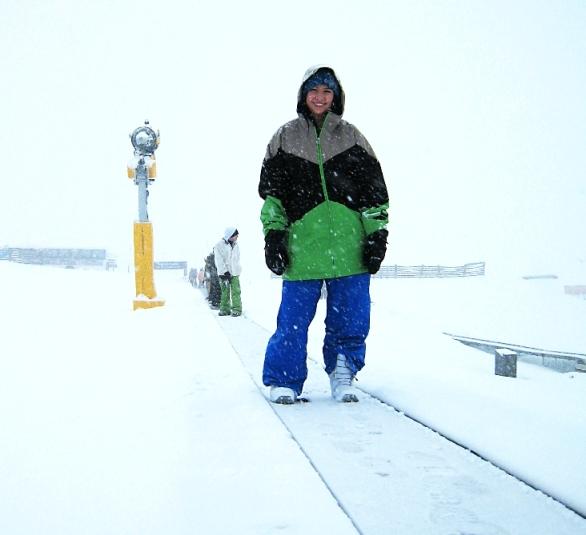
[363,229,388,274]
[264,230,289,276]
[219,271,232,282]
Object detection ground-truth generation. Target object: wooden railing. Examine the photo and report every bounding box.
[374,262,485,278]
[444,332,586,374]
[154,261,188,276]
[2,247,107,267]
[270,262,486,279]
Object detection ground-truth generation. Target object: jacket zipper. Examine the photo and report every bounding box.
[315,129,329,201]
[314,114,335,268]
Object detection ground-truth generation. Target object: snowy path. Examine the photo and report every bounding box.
[219,314,586,535]
[1,265,585,534]
[0,267,357,535]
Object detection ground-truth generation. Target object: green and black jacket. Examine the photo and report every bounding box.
[259,67,389,281]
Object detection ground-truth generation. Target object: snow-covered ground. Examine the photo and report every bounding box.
[244,264,586,514]
[0,261,585,534]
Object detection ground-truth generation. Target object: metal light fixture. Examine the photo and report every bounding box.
[130,120,160,156]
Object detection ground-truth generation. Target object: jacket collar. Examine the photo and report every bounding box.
[297,111,343,133]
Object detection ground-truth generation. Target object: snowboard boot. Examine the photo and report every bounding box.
[329,354,359,402]
[269,386,297,405]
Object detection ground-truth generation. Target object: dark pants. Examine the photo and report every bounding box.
[263,273,371,395]
[208,275,221,306]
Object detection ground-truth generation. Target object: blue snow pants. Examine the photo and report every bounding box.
[262,273,371,395]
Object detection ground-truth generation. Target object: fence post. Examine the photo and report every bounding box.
[495,348,517,378]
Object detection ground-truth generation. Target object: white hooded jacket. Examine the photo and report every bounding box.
[213,227,242,277]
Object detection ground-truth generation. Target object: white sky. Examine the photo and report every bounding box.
[1,0,585,277]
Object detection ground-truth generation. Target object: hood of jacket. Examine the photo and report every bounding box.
[296,65,345,118]
[223,226,238,241]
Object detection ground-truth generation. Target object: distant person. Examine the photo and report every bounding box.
[188,268,197,287]
[258,65,389,404]
[204,253,221,310]
[213,227,242,317]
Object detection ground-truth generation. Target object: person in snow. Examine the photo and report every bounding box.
[204,252,221,310]
[258,65,389,404]
[213,227,242,317]
[188,268,197,287]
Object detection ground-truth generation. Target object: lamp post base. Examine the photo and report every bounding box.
[133,221,164,311]
[133,298,165,311]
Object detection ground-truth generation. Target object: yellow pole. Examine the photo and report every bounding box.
[128,122,163,311]
[133,221,165,310]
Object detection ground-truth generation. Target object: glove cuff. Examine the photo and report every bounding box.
[367,228,388,244]
[265,229,288,247]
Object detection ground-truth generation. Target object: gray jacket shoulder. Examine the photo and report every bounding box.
[344,121,377,159]
[265,115,378,163]
[264,118,304,160]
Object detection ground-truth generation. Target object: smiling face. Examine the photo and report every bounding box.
[305,85,334,119]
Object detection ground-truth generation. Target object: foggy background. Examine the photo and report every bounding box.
[1,0,584,279]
